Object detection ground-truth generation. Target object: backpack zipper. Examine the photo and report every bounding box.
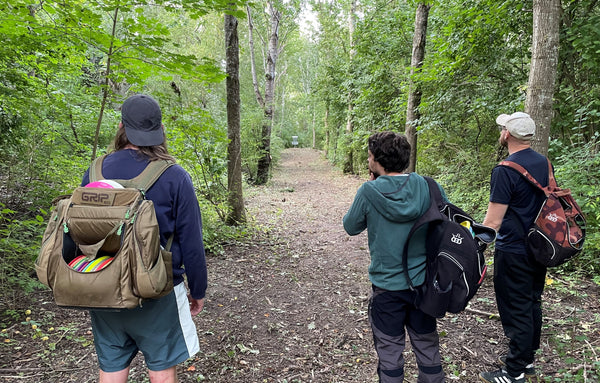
[438,251,469,297]
[38,203,68,264]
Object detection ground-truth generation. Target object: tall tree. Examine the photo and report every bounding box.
[225,11,246,225]
[526,0,561,156]
[343,0,357,174]
[405,2,431,173]
[247,2,282,185]
[91,6,119,161]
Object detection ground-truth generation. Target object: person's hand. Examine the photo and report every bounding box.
[188,296,205,316]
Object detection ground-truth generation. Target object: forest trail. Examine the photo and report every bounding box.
[2,148,599,383]
[201,148,377,382]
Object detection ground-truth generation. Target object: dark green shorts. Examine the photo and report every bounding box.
[90,283,199,372]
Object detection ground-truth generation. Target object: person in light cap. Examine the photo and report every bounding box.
[479,112,549,383]
[495,112,536,141]
[81,94,207,383]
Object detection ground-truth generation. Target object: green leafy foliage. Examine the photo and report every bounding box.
[0,204,46,300]
[550,134,600,273]
[168,106,229,221]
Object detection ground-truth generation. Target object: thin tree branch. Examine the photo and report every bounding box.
[246,4,265,108]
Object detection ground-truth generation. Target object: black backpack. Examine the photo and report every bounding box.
[402,177,496,318]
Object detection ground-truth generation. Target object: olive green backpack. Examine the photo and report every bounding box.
[36,154,174,309]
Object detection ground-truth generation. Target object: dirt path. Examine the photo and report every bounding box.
[1,148,599,382]
[199,148,375,382]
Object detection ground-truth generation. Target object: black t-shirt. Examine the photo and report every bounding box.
[489,148,549,253]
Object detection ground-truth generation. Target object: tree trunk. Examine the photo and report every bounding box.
[252,3,281,185]
[343,0,357,174]
[324,106,330,157]
[526,0,561,156]
[312,108,316,149]
[405,3,430,173]
[224,12,246,225]
[246,5,265,109]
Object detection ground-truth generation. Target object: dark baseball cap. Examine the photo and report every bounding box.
[121,94,164,147]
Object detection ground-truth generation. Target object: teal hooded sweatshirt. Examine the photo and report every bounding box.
[343,173,447,291]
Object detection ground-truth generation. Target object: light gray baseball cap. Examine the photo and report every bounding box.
[496,112,535,140]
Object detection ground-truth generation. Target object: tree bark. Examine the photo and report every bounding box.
[246,5,265,109]
[526,0,561,156]
[312,108,316,149]
[324,106,330,157]
[343,0,357,174]
[405,3,431,173]
[249,2,281,185]
[225,12,246,225]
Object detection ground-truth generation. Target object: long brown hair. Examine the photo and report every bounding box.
[111,127,176,162]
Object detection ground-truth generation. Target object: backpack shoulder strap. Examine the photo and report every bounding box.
[423,176,444,210]
[129,159,175,192]
[402,176,445,290]
[545,158,558,189]
[88,155,174,192]
[109,160,175,191]
[135,163,176,251]
[89,154,109,183]
[499,159,556,194]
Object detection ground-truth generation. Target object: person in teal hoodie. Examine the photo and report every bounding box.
[343,131,446,383]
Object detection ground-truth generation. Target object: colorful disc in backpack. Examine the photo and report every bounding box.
[68,255,89,271]
[83,256,114,272]
[85,180,124,189]
[94,256,114,271]
[82,256,107,272]
[68,255,85,268]
[76,259,91,272]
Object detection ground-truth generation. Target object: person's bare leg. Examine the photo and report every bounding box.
[99,367,130,383]
[149,366,177,383]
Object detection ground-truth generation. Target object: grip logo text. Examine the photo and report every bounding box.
[81,192,111,205]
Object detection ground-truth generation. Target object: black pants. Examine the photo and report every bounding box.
[494,249,547,376]
[369,285,445,383]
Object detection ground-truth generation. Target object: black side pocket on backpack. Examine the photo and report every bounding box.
[62,232,83,265]
[417,275,452,318]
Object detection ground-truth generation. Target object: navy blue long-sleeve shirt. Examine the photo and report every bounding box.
[82,149,207,299]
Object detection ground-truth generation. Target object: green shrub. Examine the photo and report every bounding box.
[0,204,47,300]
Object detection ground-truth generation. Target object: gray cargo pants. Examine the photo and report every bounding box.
[369,285,445,383]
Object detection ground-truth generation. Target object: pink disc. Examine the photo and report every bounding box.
[85,181,114,188]
[85,180,124,189]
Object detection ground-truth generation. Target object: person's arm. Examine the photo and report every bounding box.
[343,187,367,236]
[482,201,509,231]
[175,170,207,302]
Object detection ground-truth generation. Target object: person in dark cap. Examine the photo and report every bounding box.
[120,94,165,147]
[81,94,207,383]
[479,112,548,383]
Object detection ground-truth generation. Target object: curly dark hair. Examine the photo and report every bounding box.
[368,131,411,173]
